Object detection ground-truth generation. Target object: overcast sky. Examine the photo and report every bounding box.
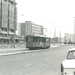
[16,0,75,37]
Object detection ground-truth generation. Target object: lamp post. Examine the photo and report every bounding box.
[54,26,56,45]
[50,22,54,45]
[13,1,16,48]
[21,14,26,43]
[50,24,56,45]
[50,22,52,46]
[54,26,62,45]
[59,26,61,45]
[43,28,47,36]
[50,23,55,45]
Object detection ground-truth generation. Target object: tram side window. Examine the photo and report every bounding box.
[36,37,38,42]
[39,38,45,42]
[38,38,40,42]
[33,37,35,42]
[26,37,31,42]
[42,38,45,42]
[26,37,28,42]
[33,37,38,42]
[46,38,50,42]
[36,37,39,42]
[31,37,33,42]
[39,38,42,42]
[35,37,38,42]
[43,38,45,42]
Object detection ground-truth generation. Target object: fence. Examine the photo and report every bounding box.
[0,43,26,49]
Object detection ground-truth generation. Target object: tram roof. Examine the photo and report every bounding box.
[26,35,50,38]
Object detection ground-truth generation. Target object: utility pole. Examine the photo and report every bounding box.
[59,26,61,45]
[14,1,16,48]
[43,28,47,36]
[21,14,26,44]
[54,26,56,45]
[50,23,54,46]
[7,0,10,44]
[50,22,51,46]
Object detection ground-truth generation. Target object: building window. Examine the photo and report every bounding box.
[11,29,14,32]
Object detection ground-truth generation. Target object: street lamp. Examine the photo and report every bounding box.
[59,26,61,45]
[50,23,55,45]
[50,22,52,46]
[54,26,62,45]
[43,28,48,36]
[50,22,54,38]
[21,14,26,45]
[50,24,61,45]
[13,1,17,48]
[14,1,16,48]
[21,14,25,23]
[52,25,57,45]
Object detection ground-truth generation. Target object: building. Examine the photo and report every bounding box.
[0,0,18,43]
[18,21,44,38]
[64,33,74,44]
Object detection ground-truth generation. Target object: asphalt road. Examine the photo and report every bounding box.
[0,44,74,75]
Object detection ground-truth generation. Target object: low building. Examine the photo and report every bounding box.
[64,33,74,44]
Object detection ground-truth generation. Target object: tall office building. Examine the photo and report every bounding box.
[18,21,44,38]
[0,0,17,43]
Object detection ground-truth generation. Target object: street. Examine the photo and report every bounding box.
[0,45,74,75]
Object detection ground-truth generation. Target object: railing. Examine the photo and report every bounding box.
[0,43,26,49]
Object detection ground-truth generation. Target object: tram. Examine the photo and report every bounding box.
[26,35,50,50]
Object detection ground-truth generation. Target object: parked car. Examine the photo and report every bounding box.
[61,48,75,75]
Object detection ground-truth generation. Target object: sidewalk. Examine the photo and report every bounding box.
[51,43,64,47]
[0,43,64,56]
[0,47,27,56]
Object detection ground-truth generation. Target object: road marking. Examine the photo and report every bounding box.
[25,64,31,67]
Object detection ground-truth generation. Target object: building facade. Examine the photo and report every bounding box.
[0,0,17,43]
[18,21,44,38]
[64,33,74,43]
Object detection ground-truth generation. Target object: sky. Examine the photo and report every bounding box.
[15,0,75,37]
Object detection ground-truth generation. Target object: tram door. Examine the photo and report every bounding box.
[43,38,46,48]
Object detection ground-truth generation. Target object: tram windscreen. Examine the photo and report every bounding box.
[26,36,33,42]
